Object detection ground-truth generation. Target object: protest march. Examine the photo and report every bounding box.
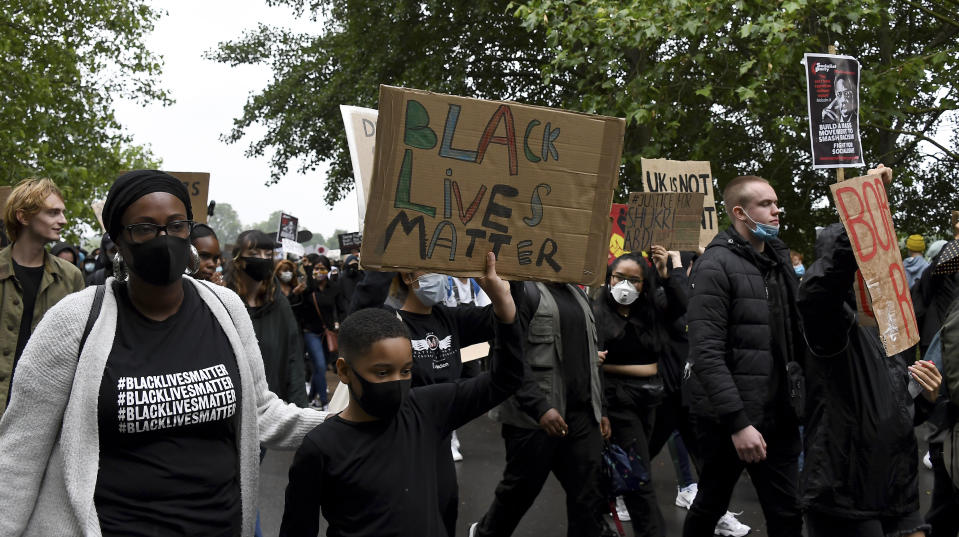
[2,3,959,537]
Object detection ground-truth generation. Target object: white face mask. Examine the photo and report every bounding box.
[610,279,640,305]
[278,271,293,283]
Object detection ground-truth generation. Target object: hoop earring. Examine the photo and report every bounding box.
[186,244,201,275]
[112,251,129,283]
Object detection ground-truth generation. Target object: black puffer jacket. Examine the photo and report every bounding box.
[799,223,932,518]
[684,227,803,432]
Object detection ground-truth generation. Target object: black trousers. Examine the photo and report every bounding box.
[682,417,803,537]
[476,409,604,537]
[606,378,666,537]
[649,390,702,475]
[926,442,959,537]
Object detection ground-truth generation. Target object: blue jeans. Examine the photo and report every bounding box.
[304,331,328,404]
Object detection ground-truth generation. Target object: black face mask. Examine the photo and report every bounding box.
[348,367,410,419]
[346,264,359,276]
[240,257,274,281]
[126,235,190,285]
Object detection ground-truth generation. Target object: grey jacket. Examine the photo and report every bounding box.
[0,277,326,536]
[490,282,603,428]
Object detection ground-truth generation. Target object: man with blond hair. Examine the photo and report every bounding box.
[0,177,84,414]
[683,175,804,537]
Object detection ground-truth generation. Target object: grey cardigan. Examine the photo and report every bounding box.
[0,277,327,536]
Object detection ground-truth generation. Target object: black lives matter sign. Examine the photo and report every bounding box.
[803,53,864,169]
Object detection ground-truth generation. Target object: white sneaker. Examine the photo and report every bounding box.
[675,483,698,509]
[715,511,750,536]
[924,451,933,470]
[615,496,630,521]
[468,522,478,537]
[452,442,464,462]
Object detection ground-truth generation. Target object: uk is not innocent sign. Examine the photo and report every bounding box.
[831,174,919,355]
[639,159,718,249]
[361,86,625,285]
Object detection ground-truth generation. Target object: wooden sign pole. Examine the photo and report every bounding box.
[828,44,845,183]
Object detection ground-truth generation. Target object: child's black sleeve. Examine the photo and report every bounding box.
[422,320,525,434]
[279,436,325,537]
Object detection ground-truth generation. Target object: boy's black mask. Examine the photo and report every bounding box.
[349,368,410,419]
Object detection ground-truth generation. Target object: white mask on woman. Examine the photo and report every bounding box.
[278,271,293,283]
[610,279,639,305]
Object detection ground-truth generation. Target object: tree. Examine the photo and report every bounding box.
[1,0,168,242]
[207,202,244,245]
[215,0,959,256]
[208,0,558,206]
[515,0,959,254]
[326,229,349,251]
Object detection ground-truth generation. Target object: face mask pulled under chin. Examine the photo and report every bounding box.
[737,206,781,242]
[610,279,640,305]
[126,235,190,285]
[349,368,410,419]
[412,273,448,306]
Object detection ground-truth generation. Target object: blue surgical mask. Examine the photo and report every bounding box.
[413,273,448,307]
[84,262,96,273]
[737,206,780,241]
[794,264,805,276]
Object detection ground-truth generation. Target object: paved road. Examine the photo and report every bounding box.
[258,415,935,536]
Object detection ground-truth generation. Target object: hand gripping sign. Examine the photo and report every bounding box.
[830,174,919,355]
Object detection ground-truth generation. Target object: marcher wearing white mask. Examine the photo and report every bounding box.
[348,265,518,537]
[593,248,688,537]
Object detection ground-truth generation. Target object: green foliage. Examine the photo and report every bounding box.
[207,202,244,245]
[216,0,959,256]
[517,0,959,255]
[1,0,169,243]
[208,0,559,206]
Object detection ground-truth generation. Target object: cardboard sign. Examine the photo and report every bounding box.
[803,53,864,169]
[831,174,919,355]
[341,105,378,231]
[278,212,298,242]
[639,159,718,248]
[361,86,625,285]
[166,172,210,224]
[338,232,362,252]
[91,200,106,232]
[608,203,628,264]
[624,192,705,252]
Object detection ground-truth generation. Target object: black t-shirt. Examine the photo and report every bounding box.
[278,322,524,537]
[95,281,242,537]
[545,285,591,406]
[399,304,494,387]
[12,260,43,365]
[604,321,657,366]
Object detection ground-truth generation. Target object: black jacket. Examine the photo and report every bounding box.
[248,284,308,407]
[684,227,803,432]
[798,223,932,518]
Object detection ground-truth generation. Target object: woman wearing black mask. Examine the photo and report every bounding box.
[0,170,325,536]
[296,254,346,409]
[226,230,308,409]
[593,248,687,537]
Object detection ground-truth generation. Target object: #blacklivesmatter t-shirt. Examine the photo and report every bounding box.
[398,304,494,387]
[95,281,242,537]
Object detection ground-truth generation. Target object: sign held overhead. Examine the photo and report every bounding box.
[361,86,625,285]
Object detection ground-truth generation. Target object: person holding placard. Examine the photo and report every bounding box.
[683,175,805,537]
[593,248,687,537]
[348,262,516,536]
[798,221,939,537]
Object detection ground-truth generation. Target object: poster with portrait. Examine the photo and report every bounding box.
[278,212,298,242]
[803,53,864,169]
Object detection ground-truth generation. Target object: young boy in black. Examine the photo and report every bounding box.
[279,263,522,536]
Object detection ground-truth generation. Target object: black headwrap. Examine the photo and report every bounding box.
[102,170,193,241]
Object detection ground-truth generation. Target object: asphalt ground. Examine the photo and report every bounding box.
[257,410,936,537]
